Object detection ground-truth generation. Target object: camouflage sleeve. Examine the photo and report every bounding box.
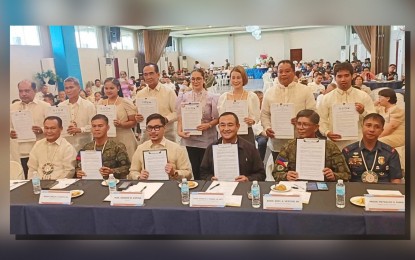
[272,147,289,182]
[113,143,131,179]
[328,143,351,181]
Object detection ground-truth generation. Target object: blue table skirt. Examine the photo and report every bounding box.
[245,68,268,79]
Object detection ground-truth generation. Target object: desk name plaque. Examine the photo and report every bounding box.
[263,194,302,210]
[364,194,405,212]
[190,192,225,207]
[110,192,144,207]
[39,190,71,205]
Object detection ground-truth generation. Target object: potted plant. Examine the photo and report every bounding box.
[34,70,61,86]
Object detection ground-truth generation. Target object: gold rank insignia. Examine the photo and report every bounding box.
[378,156,385,165]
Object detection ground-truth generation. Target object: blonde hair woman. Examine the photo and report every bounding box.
[217,65,260,144]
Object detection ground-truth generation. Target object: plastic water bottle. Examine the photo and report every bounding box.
[336,179,345,208]
[251,181,261,208]
[181,178,190,205]
[107,174,117,194]
[32,171,41,194]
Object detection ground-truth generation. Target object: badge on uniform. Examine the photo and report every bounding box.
[276,165,285,171]
[378,156,385,165]
[361,170,378,183]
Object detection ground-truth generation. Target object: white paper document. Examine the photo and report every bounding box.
[10,110,36,142]
[80,151,103,179]
[10,180,29,191]
[49,178,80,189]
[136,98,158,130]
[104,182,164,200]
[366,189,403,195]
[47,106,71,137]
[270,103,295,139]
[181,102,202,135]
[96,105,117,137]
[332,103,358,140]
[212,144,239,181]
[296,138,326,181]
[206,181,238,196]
[225,195,242,207]
[143,149,168,180]
[225,100,248,135]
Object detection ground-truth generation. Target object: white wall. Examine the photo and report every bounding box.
[10,26,53,102]
[234,32,285,66]
[180,26,348,70]
[289,26,347,62]
[180,36,230,69]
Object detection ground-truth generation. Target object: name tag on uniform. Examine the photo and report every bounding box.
[364,194,405,212]
[263,194,302,210]
[39,190,71,205]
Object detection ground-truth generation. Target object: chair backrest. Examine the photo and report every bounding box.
[10,161,24,180]
[265,154,275,181]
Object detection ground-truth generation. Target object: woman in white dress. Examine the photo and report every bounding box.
[375,88,405,148]
[217,65,260,145]
[98,78,138,160]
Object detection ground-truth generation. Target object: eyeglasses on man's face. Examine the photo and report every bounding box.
[295,122,314,129]
[146,125,164,132]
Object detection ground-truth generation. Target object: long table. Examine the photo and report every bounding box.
[10,180,406,236]
[364,80,403,90]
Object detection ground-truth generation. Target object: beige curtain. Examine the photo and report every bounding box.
[143,29,171,63]
[353,26,372,54]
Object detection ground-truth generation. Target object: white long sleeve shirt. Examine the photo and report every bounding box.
[261,81,316,152]
[318,87,375,149]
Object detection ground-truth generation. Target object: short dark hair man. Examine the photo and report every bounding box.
[129,113,192,180]
[342,113,402,183]
[75,114,131,179]
[200,112,266,182]
[273,110,350,182]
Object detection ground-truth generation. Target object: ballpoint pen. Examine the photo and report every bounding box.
[209,183,220,190]
[139,186,147,192]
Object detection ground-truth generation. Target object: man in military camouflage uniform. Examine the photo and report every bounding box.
[342,113,402,183]
[75,114,130,179]
[272,109,350,182]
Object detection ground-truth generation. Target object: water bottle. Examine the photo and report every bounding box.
[181,178,190,205]
[336,179,345,208]
[107,174,117,194]
[32,171,41,195]
[251,181,261,208]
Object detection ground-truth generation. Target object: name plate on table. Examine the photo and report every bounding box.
[110,192,144,207]
[263,194,302,210]
[364,194,405,212]
[190,192,225,207]
[39,190,71,205]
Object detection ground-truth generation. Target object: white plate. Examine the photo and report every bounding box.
[178,181,198,189]
[70,189,84,198]
[101,179,120,186]
[350,196,365,207]
[270,184,292,192]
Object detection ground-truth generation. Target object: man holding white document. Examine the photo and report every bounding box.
[272,110,350,182]
[200,112,265,182]
[75,114,130,179]
[129,113,192,181]
[318,62,375,150]
[261,60,316,161]
[10,80,50,179]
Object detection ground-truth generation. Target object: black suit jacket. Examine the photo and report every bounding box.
[200,138,266,181]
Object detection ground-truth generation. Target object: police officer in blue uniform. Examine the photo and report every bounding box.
[342,113,402,183]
